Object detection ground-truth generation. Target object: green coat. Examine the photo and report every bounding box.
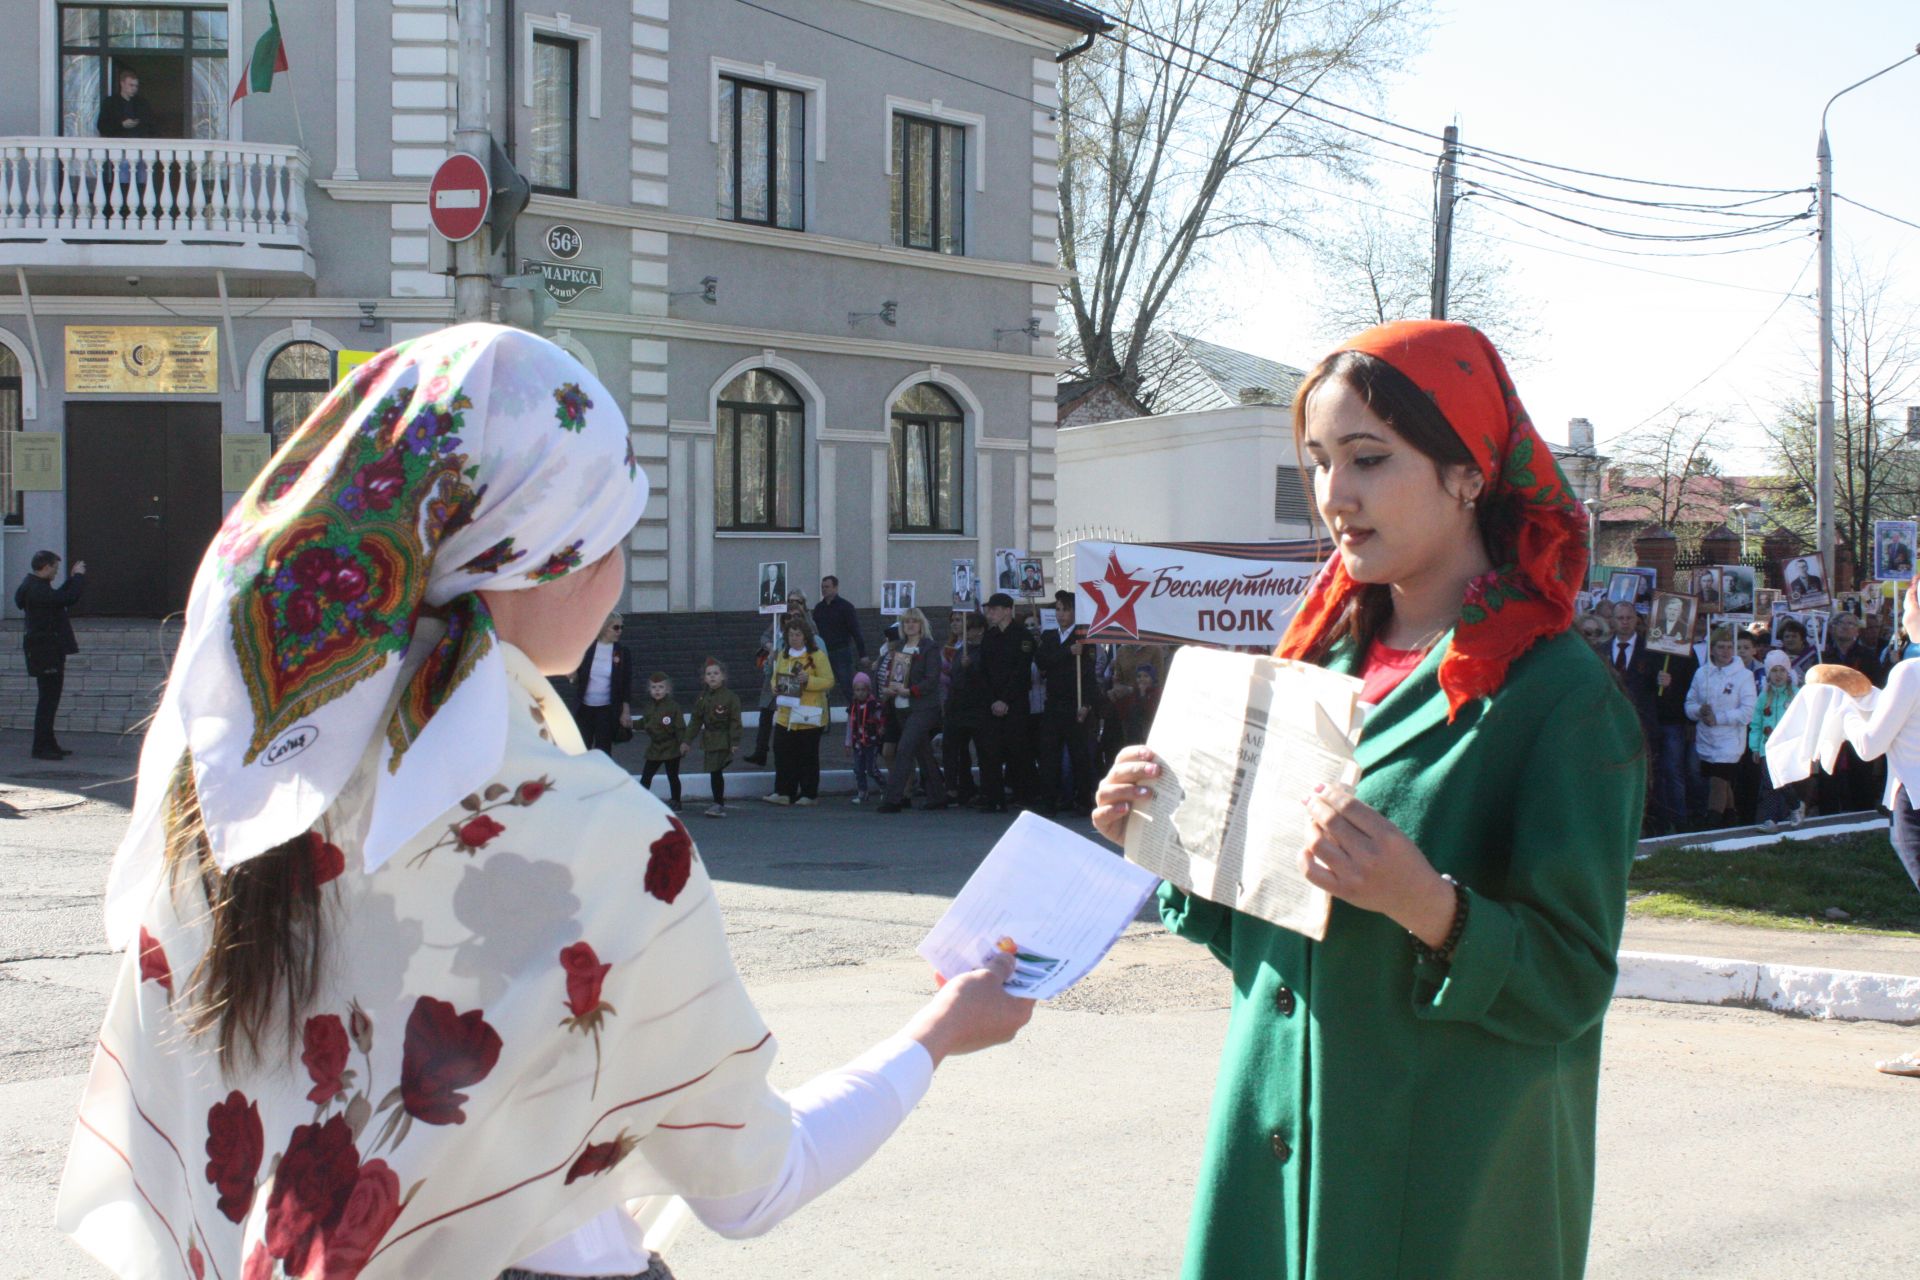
[1163,629,1644,1280]
[634,696,687,763]
[690,688,744,771]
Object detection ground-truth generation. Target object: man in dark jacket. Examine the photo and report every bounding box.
[975,592,1036,812]
[1035,590,1100,815]
[15,550,87,760]
[96,69,156,140]
[812,576,865,704]
[942,612,988,805]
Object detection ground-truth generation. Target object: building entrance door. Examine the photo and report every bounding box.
[65,402,222,617]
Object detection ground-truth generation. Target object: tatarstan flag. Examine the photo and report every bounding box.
[230,0,290,104]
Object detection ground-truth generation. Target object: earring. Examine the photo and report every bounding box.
[1464,496,1477,509]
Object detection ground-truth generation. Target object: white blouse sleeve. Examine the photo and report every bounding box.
[1843,661,1920,760]
[683,1036,935,1239]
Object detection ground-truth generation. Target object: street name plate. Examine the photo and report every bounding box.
[65,325,219,394]
[520,259,604,305]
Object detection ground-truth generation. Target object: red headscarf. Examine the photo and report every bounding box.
[1277,320,1589,718]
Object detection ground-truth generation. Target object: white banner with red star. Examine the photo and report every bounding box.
[1074,539,1333,648]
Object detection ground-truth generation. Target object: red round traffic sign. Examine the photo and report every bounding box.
[428,152,491,242]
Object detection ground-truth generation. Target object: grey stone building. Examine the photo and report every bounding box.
[0,0,1106,730]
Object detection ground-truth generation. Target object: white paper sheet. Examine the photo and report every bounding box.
[917,812,1162,999]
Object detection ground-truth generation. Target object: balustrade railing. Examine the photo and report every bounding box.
[0,138,309,247]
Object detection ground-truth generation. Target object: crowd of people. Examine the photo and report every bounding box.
[1577,593,1906,835]
[564,578,1169,819]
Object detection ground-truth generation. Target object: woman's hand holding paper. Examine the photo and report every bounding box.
[1092,746,1161,844]
[1301,784,1456,949]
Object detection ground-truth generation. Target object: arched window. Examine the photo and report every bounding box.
[889,383,963,533]
[716,369,804,531]
[265,342,335,450]
[0,346,20,526]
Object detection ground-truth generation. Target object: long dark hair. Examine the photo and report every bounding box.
[1291,350,1511,663]
[161,753,327,1067]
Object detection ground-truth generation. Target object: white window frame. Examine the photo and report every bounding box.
[884,97,984,257]
[709,57,825,231]
[521,11,601,119]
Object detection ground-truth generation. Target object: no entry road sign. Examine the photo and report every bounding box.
[429,153,490,242]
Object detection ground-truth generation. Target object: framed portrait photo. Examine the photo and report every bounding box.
[1016,557,1045,597]
[1782,554,1830,610]
[1646,592,1698,656]
[951,558,979,610]
[1606,568,1651,611]
[1875,520,1918,581]
[756,561,789,615]
[994,548,1022,591]
[1720,564,1756,613]
[1693,567,1724,612]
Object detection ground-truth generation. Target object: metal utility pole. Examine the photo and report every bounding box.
[1815,44,1919,577]
[1430,124,1459,321]
[453,0,492,322]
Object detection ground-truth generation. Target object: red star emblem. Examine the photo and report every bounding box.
[1080,551,1149,639]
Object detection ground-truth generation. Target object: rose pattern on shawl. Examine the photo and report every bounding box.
[349,450,408,513]
[205,1090,265,1223]
[398,996,502,1126]
[137,926,172,995]
[645,817,695,905]
[349,1000,374,1055]
[458,536,525,575]
[559,942,617,1097]
[311,1159,404,1280]
[308,830,346,886]
[411,777,555,865]
[563,1130,638,1185]
[243,1244,274,1280]
[526,539,585,583]
[453,814,505,852]
[303,1015,354,1106]
[260,1114,410,1280]
[188,1236,205,1279]
[553,382,593,433]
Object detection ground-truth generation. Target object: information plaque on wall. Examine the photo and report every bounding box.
[11,433,62,491]
[220,433,274,492]
[65,325,219,394]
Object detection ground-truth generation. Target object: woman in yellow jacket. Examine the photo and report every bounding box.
[768,612,835,805]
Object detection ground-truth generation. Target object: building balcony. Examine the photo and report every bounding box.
[0,137,314,279]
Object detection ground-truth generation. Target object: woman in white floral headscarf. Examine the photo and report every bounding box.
[57,325,1031,1280]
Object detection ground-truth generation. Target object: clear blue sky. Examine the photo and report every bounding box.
[1202,0,1919,474]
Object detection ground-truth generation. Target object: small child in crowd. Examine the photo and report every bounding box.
[847,671,884,804]
[1751,649,1802,830]
[690,658,743,818]
[636,671,688,810]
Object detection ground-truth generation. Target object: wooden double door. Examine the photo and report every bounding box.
[65,402,222,618]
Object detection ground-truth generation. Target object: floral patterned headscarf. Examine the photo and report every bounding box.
[1277,320,1589,718]
[104,325,646,945]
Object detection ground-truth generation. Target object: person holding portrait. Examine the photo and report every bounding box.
[1094,321,1643,1279]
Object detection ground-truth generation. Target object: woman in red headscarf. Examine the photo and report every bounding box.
[1094,321,1645,1279]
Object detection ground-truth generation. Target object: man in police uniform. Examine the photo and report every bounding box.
[975,591,1036,812]
[1035,590,1100,816]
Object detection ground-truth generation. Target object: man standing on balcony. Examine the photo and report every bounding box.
[14,551,87,761]
[95,69,155,140]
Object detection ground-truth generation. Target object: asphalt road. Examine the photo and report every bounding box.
[3,744,1917,1278]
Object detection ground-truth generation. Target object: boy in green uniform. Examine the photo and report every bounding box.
[690,658,744,817]
[636,672,688,810]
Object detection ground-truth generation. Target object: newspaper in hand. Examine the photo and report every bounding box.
[1123,646,1365,940]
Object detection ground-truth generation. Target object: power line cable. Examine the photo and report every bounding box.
[1464,184,1813,244]
[1834,192,1920,236]
[1102,13,1806,198]
[1608,248,1819,437]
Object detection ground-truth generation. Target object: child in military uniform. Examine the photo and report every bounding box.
[636,671,689,810]
[691,658,744,817]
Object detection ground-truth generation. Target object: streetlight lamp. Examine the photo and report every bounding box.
[1730,501,1755,560]
[1816,44,1920,581]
